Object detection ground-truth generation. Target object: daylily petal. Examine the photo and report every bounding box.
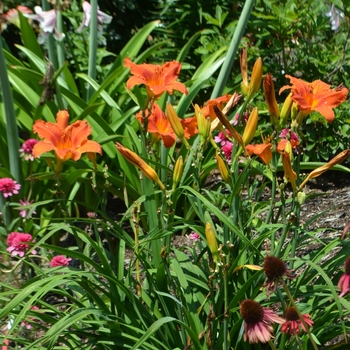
[32,120,63,145]
[32,141,55,157]
[77,140,103,155]
[313,106,335,122]
[69,121,93,149]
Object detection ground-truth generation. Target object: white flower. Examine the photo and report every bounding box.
[325,4,344,31]
[25,6,65,44]
[77,1,112,34]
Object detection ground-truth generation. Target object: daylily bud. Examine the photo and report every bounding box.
[284,141,293,161]
[297,191,306,205]
[213,105,246,151]
[281,150,297,191]
[195,104,211,143]
[205,222,219,263]
[240,48,249,96]
[248,57,263,97]
[299,149,350,189]
[166,102,187,145]
[116,143,165,191]
[242,108,258,145]
[280,93,293,127]
[172,156,184,189]
[263,73,279,125]
[216,151,232,186]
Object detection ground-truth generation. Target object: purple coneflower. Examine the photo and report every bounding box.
[281,307,313,335]
[240,299,285,344]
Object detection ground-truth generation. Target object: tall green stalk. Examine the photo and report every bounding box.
[210,0,255,99]
[0,35,22,185]
[86,0,98,101]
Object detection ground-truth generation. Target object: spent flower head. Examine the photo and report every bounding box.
[21,306,40,330]
[240,299,285,344]
[264,256,294,297]
[18,198,36,218]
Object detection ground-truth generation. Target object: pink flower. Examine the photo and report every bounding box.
[18,198,36,218]
[50,255,72,267]
[281,307,313,335]
[2,6,33,28]
[21,306,40,330]
[24,6,65,44]
[221,141,234,163]
[240,299,285,344]
[19,139,39,161]
[0,178,21,198]
[7,232,36,257]
[338,256,350,297]
[189,232,200,241]
[77,1,112,34]
[87,211,97,219]
[279,128,300,143]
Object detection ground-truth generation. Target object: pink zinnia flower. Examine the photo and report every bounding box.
[21,306,40,330]
[6,232,36,257]
[77,1,112,34]
[240,299,285,344]
[18,198,36,218]
[338,256,350,297]
[264,256,294,298]
[189,232,200,241]
[24,6,65,44]
[221,141,234,163]
[19,139,39,161]
[281,307,313,335]
[0,178,21,198]
[50,255,72,267]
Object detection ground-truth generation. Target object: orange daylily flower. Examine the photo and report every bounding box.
[200,94,232,122]
[136,103,176,147]
[124,57,188,99]
[279,75,349,123]
[246,143,272,165]
[32,110,102,162]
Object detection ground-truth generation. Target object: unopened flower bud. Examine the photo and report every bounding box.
[116,143,165,191]
[280,93,293,127]
[242,108,258,145]
[240,48,249,96]
[263,73,279,125]
[248,57,263,97]
[205,222,219,263]
[172,156,184,189]
[216,151,231,186]
[297,191,306,205]
[195,104,211,143]
[166,102,187,145]
[281,150,297,191]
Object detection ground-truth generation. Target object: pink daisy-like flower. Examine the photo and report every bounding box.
[6,232,36,257]
[189,232,200,241]
[338,256,350,297]
[18,198,36,218]
[19,139,39,161]
[264,256,294,298]
[281,307,313,335]
[21,306,40,330]
[50,255,72,267]
[0,178,21,198]
[240,299,285,344]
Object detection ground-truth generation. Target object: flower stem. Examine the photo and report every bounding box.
[268,339,277,350]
